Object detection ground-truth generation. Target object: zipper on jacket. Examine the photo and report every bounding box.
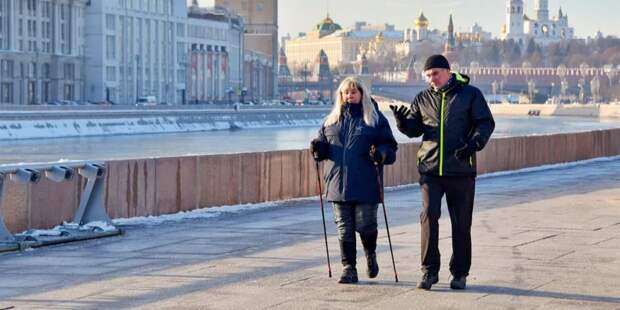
[439,92,446,176]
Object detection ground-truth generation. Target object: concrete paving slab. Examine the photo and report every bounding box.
[0,158,619,309]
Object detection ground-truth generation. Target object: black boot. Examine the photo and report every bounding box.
[361,231,379,278]
[450,275,467,290]
[417,272,439,290]
[365,252,379,278]
[338,265,358,284]
[338,241,358,284]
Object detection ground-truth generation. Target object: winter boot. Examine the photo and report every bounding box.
[361,231,379,278]
[365,252,379,278]
[417,272,439,290]
[338,240,358,284]
[450,275,467,290]
[338,265,359,284]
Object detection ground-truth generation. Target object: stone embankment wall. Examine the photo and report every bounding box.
[2,128,620,232]
[0,108,330,140]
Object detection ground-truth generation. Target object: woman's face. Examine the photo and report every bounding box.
[342,86,362,104]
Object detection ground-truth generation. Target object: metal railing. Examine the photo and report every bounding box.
[0,161,120,252]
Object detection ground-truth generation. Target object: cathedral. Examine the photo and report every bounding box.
[501,0,574,45]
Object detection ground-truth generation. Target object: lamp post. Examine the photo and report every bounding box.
[227,87,234,105]
[501,63,510,94]
[240,87,247,104]
[522,61,532,91]
[590,76,601,104]
[603,64,616,89]
[557,64,567,100]
[560,78,569,100]
[579,63,590,103]
[469,61,480,82]
[527,79,536,103]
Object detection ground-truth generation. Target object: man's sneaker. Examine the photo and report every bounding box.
[338,265,359,284]
[366,252,379,278]
[416,273,439,290]
[450,275,467,290]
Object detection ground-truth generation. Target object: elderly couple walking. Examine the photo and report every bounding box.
[309,54,495,290]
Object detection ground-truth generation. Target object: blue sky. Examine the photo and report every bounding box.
[196,0,620,39]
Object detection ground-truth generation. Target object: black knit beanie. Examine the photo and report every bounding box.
[423,54,450,71]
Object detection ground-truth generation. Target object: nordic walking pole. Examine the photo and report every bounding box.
[315,160,332,278]
[374,159,399,283]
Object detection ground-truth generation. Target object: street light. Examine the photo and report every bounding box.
[560,78,569,99]
[227,87,234,105]
[240,87,247,104]
[522,61,532,84]
[469,61,480,81]
[591,76,601,104]
[501,63,510,94]
[603,64,617,89]
[557,64,568,100]
[527,79,536,103]
[578,78,585,104]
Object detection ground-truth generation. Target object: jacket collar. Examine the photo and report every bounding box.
[342,103,363,118]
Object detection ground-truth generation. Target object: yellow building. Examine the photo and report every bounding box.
[285,15,400,71]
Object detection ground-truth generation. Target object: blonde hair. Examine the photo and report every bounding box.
[324,76,378,127]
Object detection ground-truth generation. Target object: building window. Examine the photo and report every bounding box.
[177,23,185,37]
[42,81,50,102]
[64,63,75,80]
[106,66,116,82]
[42,63,50,79]
[64,84,74,100]
[1,60,14,77]
[0,82,12,103]
[106,14,116,31]
[106,35,116,60]
[29,62,37,78]
[27,81,36,104]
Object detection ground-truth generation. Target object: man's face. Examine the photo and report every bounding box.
[424,68,451,90]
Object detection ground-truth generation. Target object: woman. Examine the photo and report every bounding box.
[310,76,398,284]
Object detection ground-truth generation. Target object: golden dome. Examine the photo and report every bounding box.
[315,14,342,32]
[415,12,429,28]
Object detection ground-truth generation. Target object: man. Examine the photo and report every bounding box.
[390,55,495,290]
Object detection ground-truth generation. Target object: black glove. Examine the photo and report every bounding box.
[369,145,385,165]
[310,139,329,161]
[389,105,411,127]
[454,139,478,161]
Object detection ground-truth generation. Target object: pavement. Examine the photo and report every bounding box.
[0,158,619,309]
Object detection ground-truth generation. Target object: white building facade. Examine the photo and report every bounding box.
[502,0,574,45]
[0,0,87,105]
[183,5,244,103]
[84,0,186,105]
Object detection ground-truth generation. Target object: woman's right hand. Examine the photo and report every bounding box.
[310,139,329,161]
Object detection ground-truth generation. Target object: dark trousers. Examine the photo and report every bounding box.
[332,202,378,267]
[419,174,475,277]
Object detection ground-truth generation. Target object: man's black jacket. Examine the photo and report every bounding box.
[397,73,495,177]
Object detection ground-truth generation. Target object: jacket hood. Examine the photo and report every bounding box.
[454,72,470,86]
[431,72,470,94]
